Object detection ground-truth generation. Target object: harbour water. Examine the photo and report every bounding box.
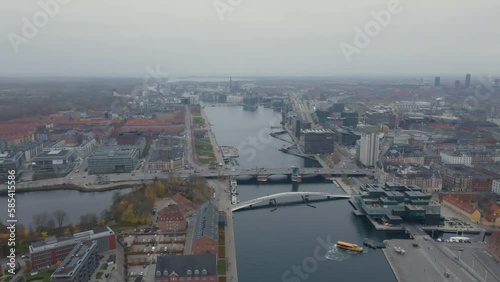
[204,105,400,282]
[0,189,132,227]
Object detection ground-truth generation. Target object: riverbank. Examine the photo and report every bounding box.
[0,182,145,195]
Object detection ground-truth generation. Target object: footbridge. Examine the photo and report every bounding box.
[231,191,351,211]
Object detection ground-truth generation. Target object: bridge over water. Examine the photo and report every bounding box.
[231,191,351,211]
[197,167,374,182]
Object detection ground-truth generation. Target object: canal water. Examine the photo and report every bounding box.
[204,105,401,282]
[0,189,132,228]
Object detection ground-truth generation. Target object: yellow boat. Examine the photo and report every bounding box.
[336,241,363,252]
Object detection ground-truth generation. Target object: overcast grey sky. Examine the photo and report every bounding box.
[1,0,499,77]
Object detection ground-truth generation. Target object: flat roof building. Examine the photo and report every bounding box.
[31,149,75,176]
[300,129,335,154]
[355,183,441,225]
[87,146,139,174]
[0,151,23,181]
[30,227,116,269]
[50,240,99,282]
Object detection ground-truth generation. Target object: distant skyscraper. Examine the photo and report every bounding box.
[495,79,500,87]
[229,77,233,93]
[465,73,471,88]
[434,77,441,87]
[454,80,460,89]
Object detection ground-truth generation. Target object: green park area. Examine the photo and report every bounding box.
[195,137,216,165]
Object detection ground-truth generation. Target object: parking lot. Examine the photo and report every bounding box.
[124,232,186,281]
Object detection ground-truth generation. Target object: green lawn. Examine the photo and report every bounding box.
[101,263,108,270]
[195,138,212,146]
[217,258,226,276]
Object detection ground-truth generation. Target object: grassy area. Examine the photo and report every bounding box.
[109,223,141,233]
[199,150,215,157]
[195,138,212,146]
[101,263,108,270]
[217,258,226,276]
[95,272,104,279]
[26,272,52,282]
[200,158,215,165]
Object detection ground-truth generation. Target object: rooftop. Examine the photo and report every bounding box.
[442,195,478,215]
[51,241,97,278]
[193,202,218,242]
[30,227,114,253]
[155,254,216,278]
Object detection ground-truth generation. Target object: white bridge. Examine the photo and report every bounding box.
[231,192,351,211]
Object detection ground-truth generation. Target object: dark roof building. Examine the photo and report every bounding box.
[192,202,219,255]
[50,241,99,282]
[154,254,217,282]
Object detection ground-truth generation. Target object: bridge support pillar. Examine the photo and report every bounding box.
[257,175,268,182]
[291,166,302,182]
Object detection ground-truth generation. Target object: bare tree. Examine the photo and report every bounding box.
[33,212,51,232]
[53,210,68,228]
[79,213,99,230]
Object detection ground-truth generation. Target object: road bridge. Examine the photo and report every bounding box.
[231,191,350,211]
[197,167,374,179]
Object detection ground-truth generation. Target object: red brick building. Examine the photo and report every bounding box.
[487,231,500,260]
[157,205,187,232]
[29,227,116,269]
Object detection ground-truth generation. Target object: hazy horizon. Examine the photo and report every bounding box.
[1,0,499,77]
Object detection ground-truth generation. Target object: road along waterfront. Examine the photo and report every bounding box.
[204,104,402,282]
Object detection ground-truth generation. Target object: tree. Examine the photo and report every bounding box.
[79,214,98,230]
[33,212,51,232]
[53,210,68,228]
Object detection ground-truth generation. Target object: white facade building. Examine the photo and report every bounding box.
[440,151,472,167]
[358,132,380,167]
[493,179,500,195]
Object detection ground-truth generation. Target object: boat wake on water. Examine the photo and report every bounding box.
[324,245,351,262]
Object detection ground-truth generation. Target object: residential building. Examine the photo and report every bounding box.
[30,227,116,269]
[192,203,218,255]
[50,240,99,282]
[441,164,493,192]
[300,129,335,154]
[487,231,500,260]
[355,183,441,225]
[52,139,97,159]
[11,140,44,162]
[493,180,500,195]
[0,151,23,181]
[148,147,184,171]
[378,162,442,193]
[31,149,75,176]
[358,132,381,167]
[384,145,425,165]
[440,195,481,223]
[157,205,187,232]
[154,254,217,282]
[87,147,139,174]
[440,150,472,166]
[365,108,397,128]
